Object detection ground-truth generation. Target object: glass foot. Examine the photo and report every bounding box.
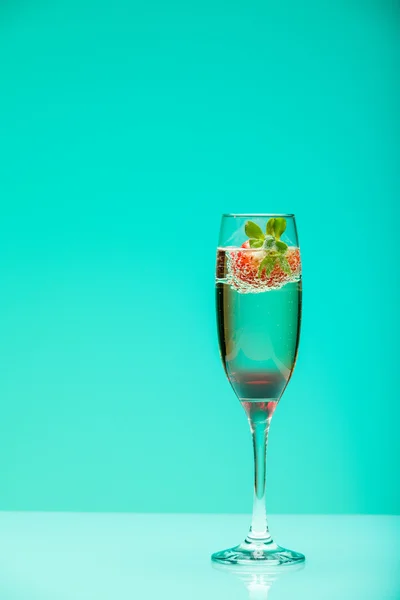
[211,538,305,566]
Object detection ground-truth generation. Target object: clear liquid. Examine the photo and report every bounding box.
[216,248,302,415]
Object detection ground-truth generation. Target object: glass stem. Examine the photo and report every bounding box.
[247,413,272,543]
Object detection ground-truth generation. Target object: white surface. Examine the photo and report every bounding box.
[0,513,398,599]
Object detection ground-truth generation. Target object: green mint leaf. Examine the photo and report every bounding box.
[273,217,286,239]
[278,255,291,275]
[266,218,276,236]
[275,240,288,253]
[263,235,275,249]
[249,238,264,248]
[258,255,276,277]
[245,221,264,240]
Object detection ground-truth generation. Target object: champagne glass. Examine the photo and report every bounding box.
[212,213,305,566]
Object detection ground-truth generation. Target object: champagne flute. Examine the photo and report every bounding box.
[212,213,305,565]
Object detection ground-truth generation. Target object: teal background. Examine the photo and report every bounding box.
[0,0,399,514]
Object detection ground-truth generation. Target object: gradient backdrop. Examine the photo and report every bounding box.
[0,0,399,514]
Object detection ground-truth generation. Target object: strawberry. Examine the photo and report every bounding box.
[229,218,301,291]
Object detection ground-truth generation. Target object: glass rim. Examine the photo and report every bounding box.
[222,213,295,218]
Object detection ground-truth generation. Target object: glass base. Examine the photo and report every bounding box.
[211,537,305,566]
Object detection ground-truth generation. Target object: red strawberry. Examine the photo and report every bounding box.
[230,241,301,290]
